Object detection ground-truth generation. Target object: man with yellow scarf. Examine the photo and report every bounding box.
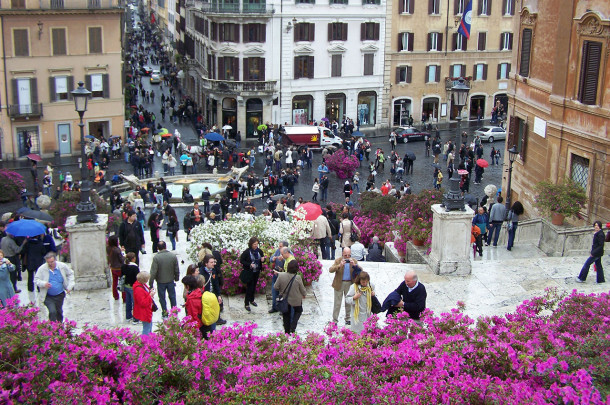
[345,271,375,333]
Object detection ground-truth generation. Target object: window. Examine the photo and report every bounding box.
[570,154,589,191]
[219,23,239,43]
[395,66,413,83]
[211,22,218,41]
[13,29,29,57]
[474,63,488,80]
[398,32,414,51]
[502,0,514,15]
[218,57,239,80]
[518,28,532,77]
[51,28,67,56]
[399,0,414,13]
[11,78,38,114]
[454,0,465,14]
[330,0,348,4]
[49,76,74,101]
[243,57,265,81]
[328,23,348,41]
[429,0,440,14]
[195,16,206,35]
[243,24,266,43]
[331,54,342,77]
[88,27,102,54]
[296,0,314,3]
[478,32,487,51]
[363,54,374,75]
[453,33,467,51]
[427,32,443,51]
[85,73,109,98]
[363,0,380,4]
[360,23,380,40]
[451,64,466,78]
[294,23,315,42]
[577,40,602,105]
[425,65,440,83]
[11,0,26,8]
[497,63,511,79]
[294,56,314,79]
[478,0,491,15]
[500,32,513,50]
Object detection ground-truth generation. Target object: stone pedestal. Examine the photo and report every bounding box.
[428,204,474,276]
[65,214,109,290]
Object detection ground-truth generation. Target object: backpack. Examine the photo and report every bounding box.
[201,290,220,326]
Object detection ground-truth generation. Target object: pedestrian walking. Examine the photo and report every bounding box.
[149,241,180,318]
[34,252,75,322]
[575,221,605,284]
[274,260,307,334]
[239,237,266,312]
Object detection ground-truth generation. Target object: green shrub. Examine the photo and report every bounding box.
[0,170,26,203]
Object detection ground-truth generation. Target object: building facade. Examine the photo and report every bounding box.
[384,0,516,126]
[182,0,386,138]
[504,0,609,223]
[0,0,125,161]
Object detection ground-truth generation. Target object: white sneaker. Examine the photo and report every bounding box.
[575,278,584,283]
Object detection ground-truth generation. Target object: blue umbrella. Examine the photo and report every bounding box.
[84,135,96,140]
[6,219,46,237]
[205,132,224,142]
[351,131,365,137]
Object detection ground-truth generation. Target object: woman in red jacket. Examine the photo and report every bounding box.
[133,271,156,335]
[183,274,215,339]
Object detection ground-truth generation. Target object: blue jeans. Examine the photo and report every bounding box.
[250,156,255,167]
[157,282,177,314]
[578,256,605,283]
[321,188,328,201]
[319,237,330,260]
[125,152,130,163]
[168,233,176,250]
[124,286,134,320]
[487,221,502,246]
[271,273,278,310]
[142,321,152,335]
[507,222,518,250]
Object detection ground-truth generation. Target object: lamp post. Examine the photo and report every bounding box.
[71,81,96,223]
[442,77,470,211]
[505,145,518,210]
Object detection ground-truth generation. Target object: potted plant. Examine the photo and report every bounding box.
[534,179,587,225]
[406,217,433,246]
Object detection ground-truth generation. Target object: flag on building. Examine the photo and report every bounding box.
[457,0,473,39]
[151,13,156,24]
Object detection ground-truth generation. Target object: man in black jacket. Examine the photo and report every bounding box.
[118,210,145,264]
[200,254,226,325]
[391,270,427,321]
[201,187,211,213]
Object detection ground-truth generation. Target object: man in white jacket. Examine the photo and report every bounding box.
[34,252,75,322]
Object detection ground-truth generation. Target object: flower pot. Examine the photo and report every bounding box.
[412,238,425,247]
[551,212,565,226]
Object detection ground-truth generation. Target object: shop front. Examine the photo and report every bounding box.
[222,97,237,130]
[16,126,40,157]
[357,91,377,126]
[393,98,412,126]
[246,98,263,138]
[292,95,313,125]
[422,97,439,122]
[325,93,345,123]
[469,95,486,120]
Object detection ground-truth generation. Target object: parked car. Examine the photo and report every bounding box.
[150,70,161,84]
[140,66,152,76]
[474,126,507,143]
[393,126,429,143]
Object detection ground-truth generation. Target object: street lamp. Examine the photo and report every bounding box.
[505,145,518,209]
[71,81,96,223]
[442,77,470,211]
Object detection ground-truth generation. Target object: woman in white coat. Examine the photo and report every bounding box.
[345,271,375,333]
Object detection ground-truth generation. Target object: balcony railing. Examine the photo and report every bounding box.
[0,0,121,9]
[200,78,276,94]
[8,103,43,119]
[199,1,270,14]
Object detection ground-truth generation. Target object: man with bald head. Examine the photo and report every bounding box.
[392,270,427,320]
[329,247,362,325]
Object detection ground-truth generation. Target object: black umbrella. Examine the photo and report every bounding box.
[463,194,478,206]
[20,209,53,223]
[405,151,416,161]
[271,193,286,200]
[224,139,237,148]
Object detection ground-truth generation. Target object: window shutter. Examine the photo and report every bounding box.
[507,116,517,148]
[502,0,506,14]
[218,58,225,80]
[49,77,56,102]
[438,33,443,51]
[427,33,432,51]
[478,32,486,50]
[435,65,440,82]
[409,0,414,12]
[507,63,511,75]
[425,66,430,82]
[396,67,401,84]
[473,64,477,78]
[328,23,332,41]
[509,0,515,15]
[454,0,460,14]
[407,66,412,83]
[243,58,249,81]
[308,56,314,78]
[102,74,109,98]
[399,0,404,13]
[461,64,466,76]
[11,79,18,105]
[342,23,348,40]
[408,33,414,51]
[578,41,602,105]
[500,33,503,50]
[519,28,532,76]
[477,0,482,14]
[294,25,298,42]
[68,76,74,100]
[261,24,266,42]
[309,23,315,41]
[520,122,528,162]
[260,57,265,81]
[483,64,488,80]
[452,33,457,51]
[360,23,365,40]
[30,78,38,105]
[85,74,92,92]
[497,64,501,79]
[294,57,299,79]
[488,0,493,13]
[398,33,403,50]
[428,0,434,13]
[219,24,224,42]
[508,33,513,50]
[234,24,240,43]
[463,36,468,50]
[374,23,380,40]
[243,25,249,43]
[233,58,240,81]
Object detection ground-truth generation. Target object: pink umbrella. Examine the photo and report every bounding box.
[296,203,322,221]
[26,153,42,162]
[458,169,469,175]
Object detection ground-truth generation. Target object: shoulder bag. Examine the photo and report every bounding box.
[350,221,359,243]
[277,274,297,314]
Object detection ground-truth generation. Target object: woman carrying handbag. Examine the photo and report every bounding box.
[239,237,266,312]
[273,261,306,334]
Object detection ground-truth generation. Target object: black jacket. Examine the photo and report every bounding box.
[200,267,222,297]
[25,237,46,271]
[591,230,605,257]
[239,248,264,272]
[118,220,145,252]
[394,281,427,320]
[121,263,140,286]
